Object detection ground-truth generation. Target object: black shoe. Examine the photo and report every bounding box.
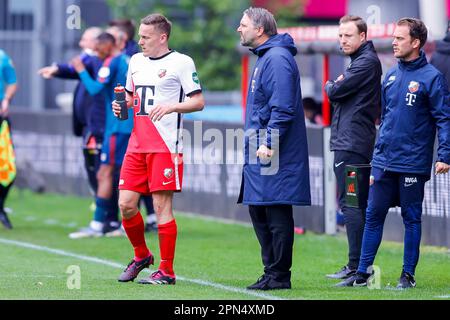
[118,255,154,282]
[335,272,369,287]
[145,221,158,233]
[397,271,416,289]
[326,265,356,279]
[247,274,270,290]
[247,274,291,291]
[0,211,12,229]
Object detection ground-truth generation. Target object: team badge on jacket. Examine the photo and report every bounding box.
[408,81,420,93]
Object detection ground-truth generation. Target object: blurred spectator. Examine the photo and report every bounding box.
[0,49,17,229]
[302,97,323,126]
[109,19,140,56]
[38,27,105,194]
[68,32,133,238]
[106,26,127,53]
[430,22,450,90]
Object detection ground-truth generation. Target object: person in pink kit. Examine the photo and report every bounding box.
[112,13,204,285]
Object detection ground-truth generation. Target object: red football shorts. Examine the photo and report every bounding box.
[119,152,183,194]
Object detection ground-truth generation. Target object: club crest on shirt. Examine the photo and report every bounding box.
[158,69,167,78]
[408,81,419,93]
[164,168,173,179]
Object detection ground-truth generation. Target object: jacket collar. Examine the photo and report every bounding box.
[250,33,297,57]
[398,50,428,71]
[349,40,375,61]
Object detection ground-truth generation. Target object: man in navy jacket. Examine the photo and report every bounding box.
[324,15,382,281]
[237,7,311,290]
[339,18,449,289]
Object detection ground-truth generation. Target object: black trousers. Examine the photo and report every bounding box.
[249,204,294,283]
[333,150,369,269]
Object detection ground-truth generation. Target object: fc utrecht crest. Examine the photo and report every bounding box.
[408,81,419,93]
[164,168,173,179]
[158,69,167,78]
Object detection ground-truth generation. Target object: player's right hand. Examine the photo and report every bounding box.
[112,100,121,117]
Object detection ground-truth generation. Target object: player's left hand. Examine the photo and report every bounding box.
[435,161,449,175]
[149,105,175,121]
[256,144,274,160]
[70,56,85,73]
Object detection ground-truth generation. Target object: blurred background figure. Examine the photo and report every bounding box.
[430,21,450,90]
[302,97,323,126]
[0,48,18,229]
[109,19,140,57]
[38,27,105,195]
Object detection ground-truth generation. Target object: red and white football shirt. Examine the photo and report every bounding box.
[125,51,202,154]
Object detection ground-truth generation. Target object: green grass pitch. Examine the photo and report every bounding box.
[0,188,449,300]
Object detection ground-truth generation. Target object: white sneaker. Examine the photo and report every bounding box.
[69,221,103,239]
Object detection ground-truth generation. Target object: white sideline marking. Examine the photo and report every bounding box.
[436,295,450,299]
[0,238,284,300]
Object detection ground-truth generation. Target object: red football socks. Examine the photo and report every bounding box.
[122,212,150,261]
[158,219,177,276]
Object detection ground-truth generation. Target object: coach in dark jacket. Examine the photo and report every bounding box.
[237,7,311,291]
[430,25,450,90]
[324,15,382,281]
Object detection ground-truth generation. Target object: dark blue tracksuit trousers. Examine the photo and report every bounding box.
[358,167,428,276]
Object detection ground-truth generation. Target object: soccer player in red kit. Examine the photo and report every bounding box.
[112,13,204,285]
